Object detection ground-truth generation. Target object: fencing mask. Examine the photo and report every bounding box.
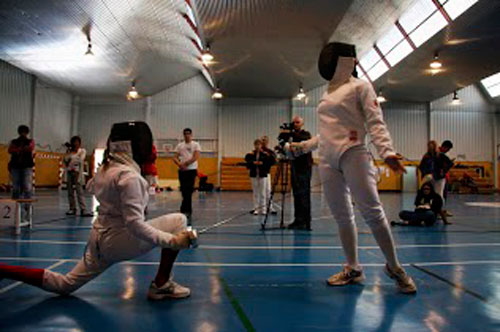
[107,121,153,166]
[318,42,357,81]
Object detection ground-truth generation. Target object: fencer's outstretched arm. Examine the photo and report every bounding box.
[358,81,395,160]
[291,135,319,155]
[118,172,175,248]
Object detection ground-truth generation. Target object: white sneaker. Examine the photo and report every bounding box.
[253,210,259,215]
[147,280,191,300]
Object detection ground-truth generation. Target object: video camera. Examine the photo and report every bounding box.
[275,122,295,158]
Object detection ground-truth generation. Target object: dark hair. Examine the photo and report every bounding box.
[420,182,435,195]
[17,125,30,135]
[70,136,81,144]
[441,140,453,149]
[183,128,192,134]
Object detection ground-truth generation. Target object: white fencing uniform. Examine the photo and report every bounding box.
[296,76,400,269]
[42,160,187,295]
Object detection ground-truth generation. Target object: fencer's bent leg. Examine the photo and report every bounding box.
[340,146,401,270]
[319,163,360,269]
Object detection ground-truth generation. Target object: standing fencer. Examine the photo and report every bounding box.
[0,122,196,299]
[289,42,416,293]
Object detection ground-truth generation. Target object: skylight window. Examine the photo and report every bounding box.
[377,26,405,55]
[367,61,389,81]
[399,0,436,33]
[481,72,500,98]
[185,2,197,27]
[385,40,414,67]
[442,0,479,20]
[358,48,382,72]
[409,10,448,47]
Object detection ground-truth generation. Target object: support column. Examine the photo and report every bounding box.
[70,95,80,136]
[426,101,432,142]
[144,96,152,124]
[29,75,37,138]
[493,113,498,189]
[217,100,222,187]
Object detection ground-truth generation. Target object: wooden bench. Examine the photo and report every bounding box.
[0,198,37,234]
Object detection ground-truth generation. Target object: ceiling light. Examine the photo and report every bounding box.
[212,88,223,99]
[296,87,306,100]
[201,46,214,65]
[430,52,442,69]
[127,81,139,100]
[85,42,94,56]
[376,89,387,103]
[451,90,461,105]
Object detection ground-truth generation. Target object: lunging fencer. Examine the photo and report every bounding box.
[0,121,197,300]
[288,42,416,293]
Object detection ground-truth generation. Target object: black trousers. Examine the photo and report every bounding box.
[179,169,197,214]
[399,209,437,226]
[291,164,312,224]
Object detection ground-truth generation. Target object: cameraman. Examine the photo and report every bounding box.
[287,116,313,230]
[64,136,92,217]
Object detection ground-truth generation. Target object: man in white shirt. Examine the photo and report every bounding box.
[64,136,93,216]
[173,128,201,222]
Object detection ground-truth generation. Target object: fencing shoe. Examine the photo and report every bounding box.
[327,265,365,286]
[147,280,191,300]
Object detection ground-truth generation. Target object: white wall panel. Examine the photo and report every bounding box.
[431,85,494,113]
[78,99,146,151]
[382,102,428,160]
[431,85,495,161]
[220,98,290,157]
[33,81,73,151]
[0,61,33,144]
[151,75,217,140]
[431,111,494,161]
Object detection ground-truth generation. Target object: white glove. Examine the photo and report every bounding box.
[169,229,198,250]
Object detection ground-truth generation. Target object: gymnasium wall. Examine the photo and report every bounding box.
[78,97,147,151]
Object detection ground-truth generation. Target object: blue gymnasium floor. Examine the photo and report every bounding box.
[1,190,500,332]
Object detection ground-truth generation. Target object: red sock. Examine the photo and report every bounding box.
[0,263,44,287]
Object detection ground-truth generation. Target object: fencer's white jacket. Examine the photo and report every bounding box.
[89,160,174,248]
[297,76,395,168]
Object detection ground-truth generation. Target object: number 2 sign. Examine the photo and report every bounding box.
[0,200,17,225]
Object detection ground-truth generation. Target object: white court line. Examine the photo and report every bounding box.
[0,257,500,268]
[0,260,67,295]
[1,238,500,250]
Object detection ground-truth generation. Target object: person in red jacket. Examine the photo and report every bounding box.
[142,144,159,192]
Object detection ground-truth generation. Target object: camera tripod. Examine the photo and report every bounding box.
[261,158,290,230]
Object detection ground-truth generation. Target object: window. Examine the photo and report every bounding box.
[358,48,381,72]
[385,40,414,67]
[399,0,436,33]
[409,10,448,47]
[481,72,500,98]
[377,26,405,55]
[440,0,479,20]
[367,61,389,81]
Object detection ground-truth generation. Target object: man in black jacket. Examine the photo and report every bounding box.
[245,139,274,215]
[287,116,313,230]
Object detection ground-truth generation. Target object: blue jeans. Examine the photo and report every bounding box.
[10,168,33,199]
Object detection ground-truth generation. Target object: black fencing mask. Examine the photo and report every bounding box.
[107,121,153,165]
[318,42,357,81]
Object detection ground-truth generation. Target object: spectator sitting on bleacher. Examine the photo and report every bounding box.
[391,182,451,227]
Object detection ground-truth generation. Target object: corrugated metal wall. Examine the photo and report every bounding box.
[220,98,290,157]
[151,75,217,140]
[78,98,146,151]
[431,85,495,161]
[383,102,428,160]
[33,81,73,151]
[0,61,33,144]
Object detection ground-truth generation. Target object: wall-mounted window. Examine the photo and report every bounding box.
[481,72,500,98]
